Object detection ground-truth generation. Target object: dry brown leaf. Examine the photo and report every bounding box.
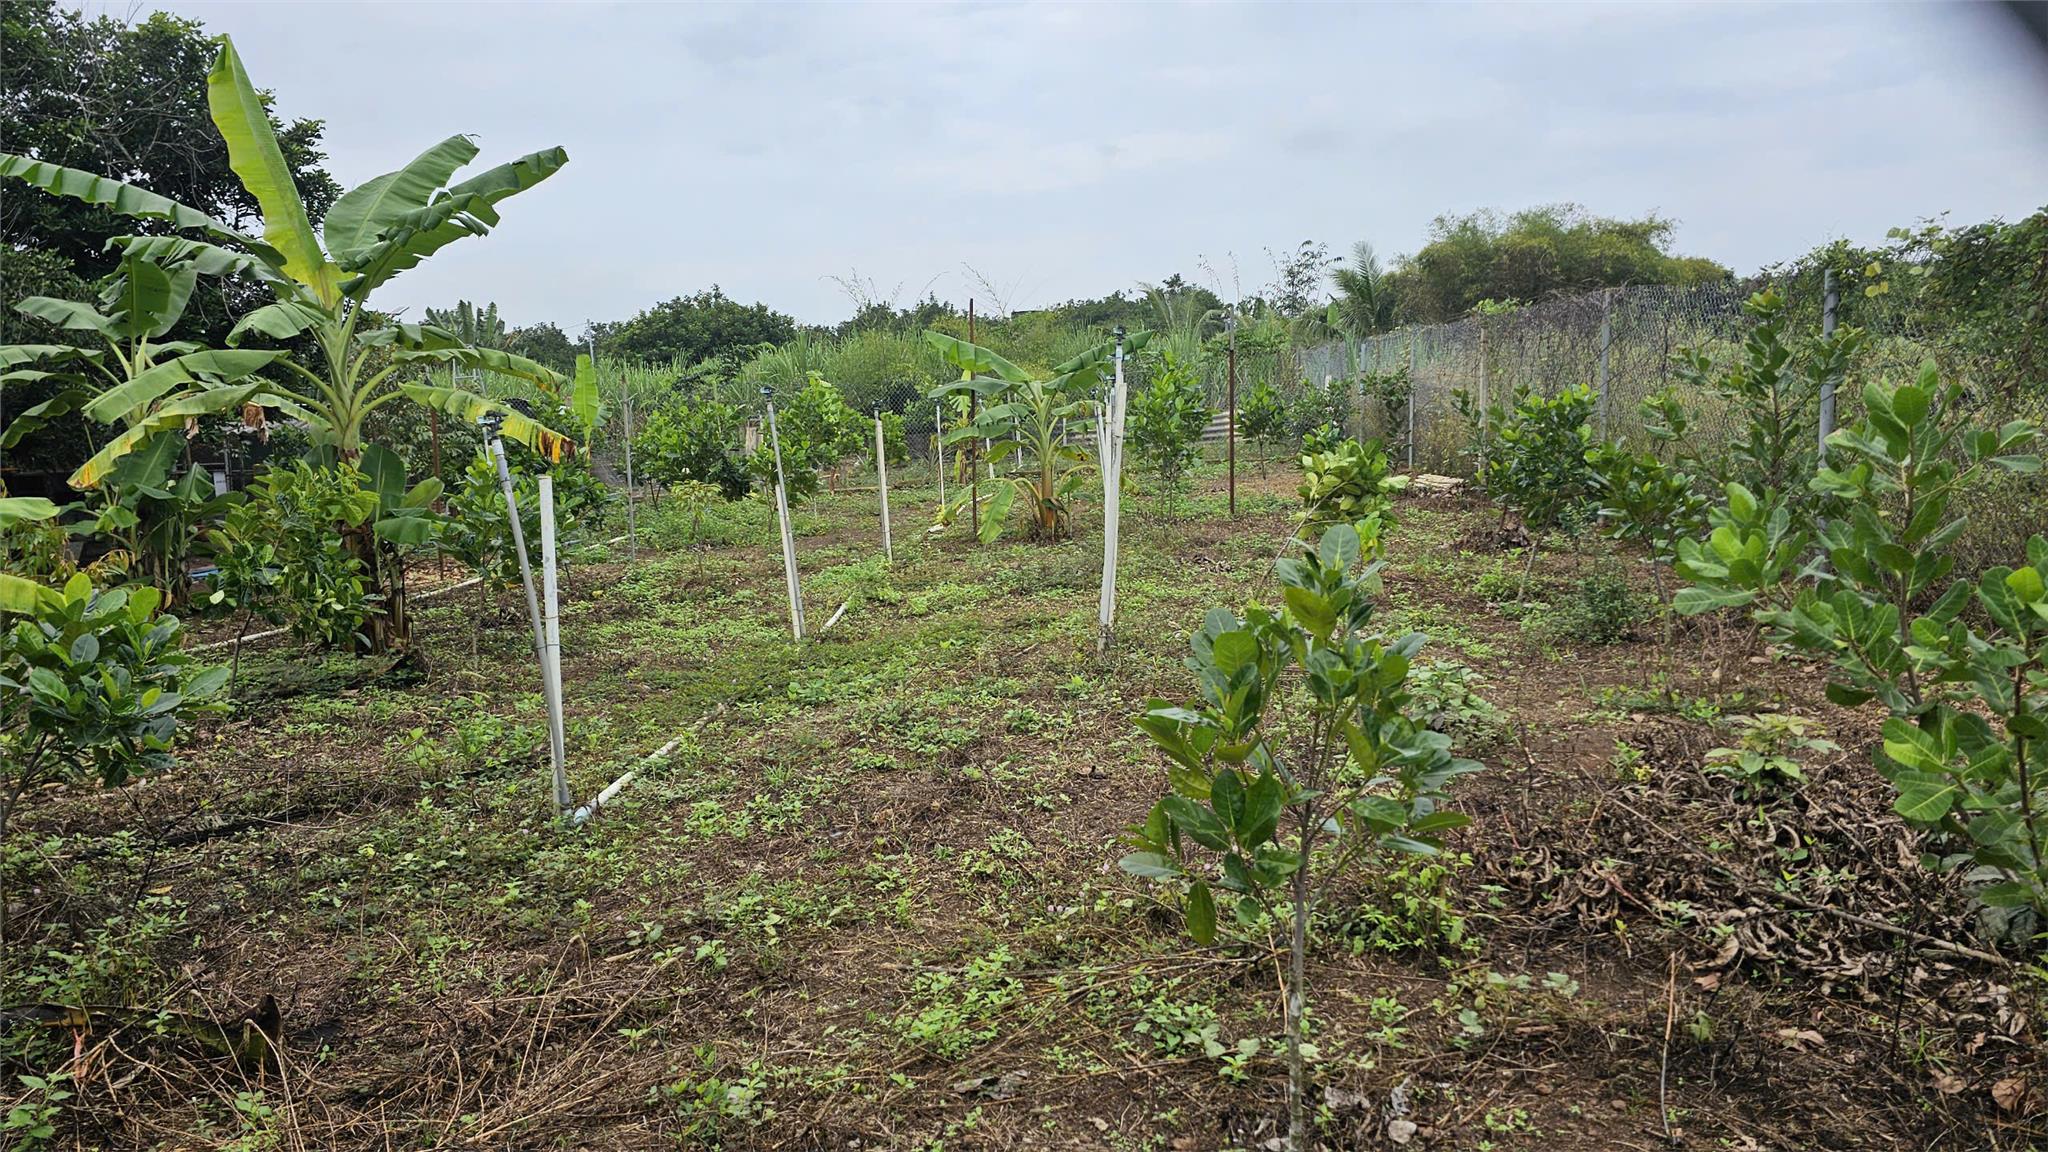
[1992,1077,2032,1114]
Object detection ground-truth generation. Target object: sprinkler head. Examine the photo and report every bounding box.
[759,386,774,399]
[477,411,504,438]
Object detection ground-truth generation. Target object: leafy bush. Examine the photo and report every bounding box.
[1128,352,1212,509]
[1482,385,1600,529]
[1288,377,1349,445]
[441,454,541,595]
[1359,366,1412,442]
[1649,288,1860,505]
[1587,443,1709,602]
[1120,521,1481,1144]
[220,462,379,648]
[1238,379,1288,468]
[749,372,863,500]
[635,401,749,501]
[2,576,226,842]
[1527,564,1644,646]
[1298,436,1403,530]
[1705,713,1837,799]
[1408,660,1505,749]
[1680,367,2047,933]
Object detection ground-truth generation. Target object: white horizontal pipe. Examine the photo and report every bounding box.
[568,734,684,827]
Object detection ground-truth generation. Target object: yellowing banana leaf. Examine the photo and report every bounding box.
[82,350,282,425]
[398,383,572,462]
[71,384,265,489]
[322,134,480,262]
[206,39,341,306]
[0,572,58,614]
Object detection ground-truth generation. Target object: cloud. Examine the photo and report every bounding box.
[165,0,2047,326]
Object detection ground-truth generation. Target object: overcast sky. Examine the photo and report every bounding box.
[158,1,2048,332]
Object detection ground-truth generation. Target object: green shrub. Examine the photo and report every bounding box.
[1483,385,1599,529]
[1129,352,1212,509]
[1680,367,2047,934]
[749,372,863,500]
[1408,660,1505,749]
[1528,564,1644,646]
[1705,713,1838,799]
[2,576,226,841]
[1238,379,1287,466]
[635,401,749,501]
[220,462,378,649]
[1120,522,1482,1143]
[1298,436,1404,529]
[1288,377,1349,445]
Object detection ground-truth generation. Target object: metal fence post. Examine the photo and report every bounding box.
[1406,332,1418,471]
[1595,289,1614,437]
[1818,268,1839,458]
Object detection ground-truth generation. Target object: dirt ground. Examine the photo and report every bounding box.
[6,462,2041,1150]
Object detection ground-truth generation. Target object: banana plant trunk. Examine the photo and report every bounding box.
[344,522,410,655]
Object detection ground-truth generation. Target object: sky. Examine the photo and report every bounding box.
[151,1,2048,332]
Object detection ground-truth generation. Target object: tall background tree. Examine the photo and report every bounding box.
[1331,241,1399,338]
[1385,204,1731,323]
[592,286,796,366]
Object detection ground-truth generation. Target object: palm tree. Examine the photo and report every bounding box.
[1332,242,1400,338]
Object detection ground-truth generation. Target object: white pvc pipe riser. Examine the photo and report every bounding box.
[875,414,893,563]
[538,475,571,812]
[766,400,805,639]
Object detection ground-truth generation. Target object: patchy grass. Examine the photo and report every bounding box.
[4,461,2039,1150]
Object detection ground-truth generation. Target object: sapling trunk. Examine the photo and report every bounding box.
[1286,803,1313,1152]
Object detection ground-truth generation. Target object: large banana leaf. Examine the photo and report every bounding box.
[71,384,265,489]
[0,496,62,529]
[0,154,279,263]
[0,572,58,614]
[226,300,330,346]
[82,349,282,425]
[1,345,98,369]
[925,331,1028,382]
[0,387,90,449]
[107,236,285,287]
[338,147,569,295]
[398,383,572,462]
[570,352,602,431]
[16,297,116,335]
[366,327,566,390]
[322,134,481,262]
[106,253,198,339]
[206,39,340,306]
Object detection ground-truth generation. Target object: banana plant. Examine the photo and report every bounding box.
[1,36,572,651]
[925,330,1150,542]
[0,37,572,486]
